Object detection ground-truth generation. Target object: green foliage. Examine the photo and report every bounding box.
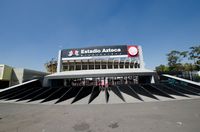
[194,75,200,82]
[189,46,200,64]
[155,65,169,72]
[167,50,188,67]
[156,45,200,72]
[183,63,194,71]
[167,50,180,66]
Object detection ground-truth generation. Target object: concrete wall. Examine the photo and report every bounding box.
[10,68,24,86]
[0,64,13,88]
[23,69,47,82]
[0,64,48,87]
[10,68,48,86]
[0,64,12,81]
[0,65,4,80]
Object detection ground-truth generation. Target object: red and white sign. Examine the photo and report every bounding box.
[127,46,138,57]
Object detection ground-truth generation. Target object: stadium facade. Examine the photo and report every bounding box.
[43,45,157,87]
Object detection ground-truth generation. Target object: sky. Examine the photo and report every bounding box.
[0,0,200,71]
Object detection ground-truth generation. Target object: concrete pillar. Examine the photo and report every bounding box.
[151,76,155,83]
[57,50,62,73]
[138,46,145,69]
[112,60,114,69]
[94,60,95,69]
[107,59,109,69]
[81,60,83,70]
[123,59,126,69]
[100,60,102,69]
[87,60,89,70]
[74,60,76,70]
[68,61,70,71]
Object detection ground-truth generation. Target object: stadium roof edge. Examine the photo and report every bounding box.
[45,68,155,79]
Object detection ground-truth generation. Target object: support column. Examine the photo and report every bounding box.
[123,59,126,69]
[68,61,70,71]
[138,46,145,69]
[94,60,96,70]
[57,50,62,73]
[107,59,109,69]
[74,60,76,71]
[118,59,120,69]
[100,60,102,69]
[112,59,114,69]
[81,60,83,70]
[87,60,89,70]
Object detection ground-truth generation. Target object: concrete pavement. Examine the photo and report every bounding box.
[0,98,200,132]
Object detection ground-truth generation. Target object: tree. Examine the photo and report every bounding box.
[167,50,180,67]
[183,63,193,71]
[156,45,199,73]
[155,65,169,72]
[189,46,200,65]
[167,50,188,71]
[180,51,188,58]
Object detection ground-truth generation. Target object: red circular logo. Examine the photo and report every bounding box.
[128,46,138,57]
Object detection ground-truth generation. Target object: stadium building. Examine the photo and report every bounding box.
[43,45,157,87]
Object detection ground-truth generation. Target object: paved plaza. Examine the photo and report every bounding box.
[0,98,200,132]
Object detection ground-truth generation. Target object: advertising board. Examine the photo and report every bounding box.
[61,45,138,59]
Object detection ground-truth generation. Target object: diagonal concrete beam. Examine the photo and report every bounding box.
[111,85,125,102]
[88,86,100,104]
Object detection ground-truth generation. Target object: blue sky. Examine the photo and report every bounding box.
[0,0,200,71]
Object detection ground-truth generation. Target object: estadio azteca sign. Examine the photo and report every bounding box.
[61,45,138,58]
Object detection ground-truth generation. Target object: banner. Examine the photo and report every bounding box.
[61,45,138,58]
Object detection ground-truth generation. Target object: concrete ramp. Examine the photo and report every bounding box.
[0,79,39,92]
[163,74,200,86]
